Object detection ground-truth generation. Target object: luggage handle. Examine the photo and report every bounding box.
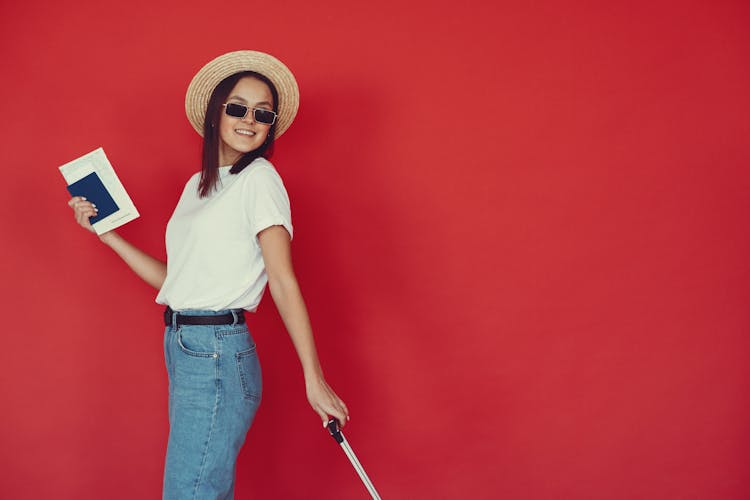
[327,417,344,443]
[326,418,382,499]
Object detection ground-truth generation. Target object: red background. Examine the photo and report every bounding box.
[1,0,749,498]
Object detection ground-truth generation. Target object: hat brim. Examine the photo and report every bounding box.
[185,50,299,138]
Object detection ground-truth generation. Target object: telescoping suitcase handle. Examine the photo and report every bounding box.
[327,419,382,499]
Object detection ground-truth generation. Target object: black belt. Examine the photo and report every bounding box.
[164,306,245,327]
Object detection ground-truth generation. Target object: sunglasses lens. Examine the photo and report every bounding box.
[225,103,248,118]
[254,108,276,125]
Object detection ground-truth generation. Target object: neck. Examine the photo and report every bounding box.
[218,143,242,167]
[219,153,240,167]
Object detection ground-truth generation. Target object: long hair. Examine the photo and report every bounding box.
[198,71,279,198]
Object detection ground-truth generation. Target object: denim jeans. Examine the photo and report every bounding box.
[162,309,262,500]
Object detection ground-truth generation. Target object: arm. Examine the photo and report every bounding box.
[258,225,350,427]
[68,196,167,290]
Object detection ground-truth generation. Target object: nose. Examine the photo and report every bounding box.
[241,109,255,124]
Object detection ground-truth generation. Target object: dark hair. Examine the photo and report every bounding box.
[198,71,279,198]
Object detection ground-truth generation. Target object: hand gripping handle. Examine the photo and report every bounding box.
[327,418,344,444]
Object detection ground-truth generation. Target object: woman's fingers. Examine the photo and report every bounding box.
[68,196,98,233]
[318,404,347,428]
[308,379,350,428]
[330,395,349,422]
[324,395,349,428]
[67,196,87,207]
[71,198,98,213]
[69,196,88,207]
[75,205,97,220]
[330,408,348,428]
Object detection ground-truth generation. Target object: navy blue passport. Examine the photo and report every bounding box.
[66,172,119,224]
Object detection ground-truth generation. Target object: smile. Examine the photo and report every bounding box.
[235,129,256,136]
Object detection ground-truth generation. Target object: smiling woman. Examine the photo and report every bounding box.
[66,50,349,500]
[219,78,274,163]
[199,70,280,197]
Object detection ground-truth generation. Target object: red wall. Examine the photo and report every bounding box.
[1,0,749,498]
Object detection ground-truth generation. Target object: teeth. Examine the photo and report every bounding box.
[235,129,255,136]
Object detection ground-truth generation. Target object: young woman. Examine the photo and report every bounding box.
[67,50,349,499]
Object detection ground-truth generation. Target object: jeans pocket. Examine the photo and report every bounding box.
[236,346,262,401]
[177,328,218,358]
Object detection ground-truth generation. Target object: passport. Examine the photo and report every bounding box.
[66,172,120,224]
[59,147,140,234]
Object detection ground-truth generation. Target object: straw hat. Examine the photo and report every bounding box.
[185,50,300,138]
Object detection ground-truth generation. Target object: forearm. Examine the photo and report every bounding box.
[99,231,167,290]
[268,275,324,381]
[258,225,348,424]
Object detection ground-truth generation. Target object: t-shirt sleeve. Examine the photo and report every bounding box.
[243,165,293,241]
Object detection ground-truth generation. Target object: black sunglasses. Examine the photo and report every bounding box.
[223,103,278,125]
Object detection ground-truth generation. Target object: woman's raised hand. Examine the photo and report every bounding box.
[67,196,98,234]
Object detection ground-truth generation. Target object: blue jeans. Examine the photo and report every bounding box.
[162,309,262,500]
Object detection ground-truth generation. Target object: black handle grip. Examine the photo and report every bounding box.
[327,418,344,444]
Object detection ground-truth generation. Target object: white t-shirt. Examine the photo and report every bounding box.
[155,158,293,312]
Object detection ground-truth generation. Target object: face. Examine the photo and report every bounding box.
[218,76,275,166]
